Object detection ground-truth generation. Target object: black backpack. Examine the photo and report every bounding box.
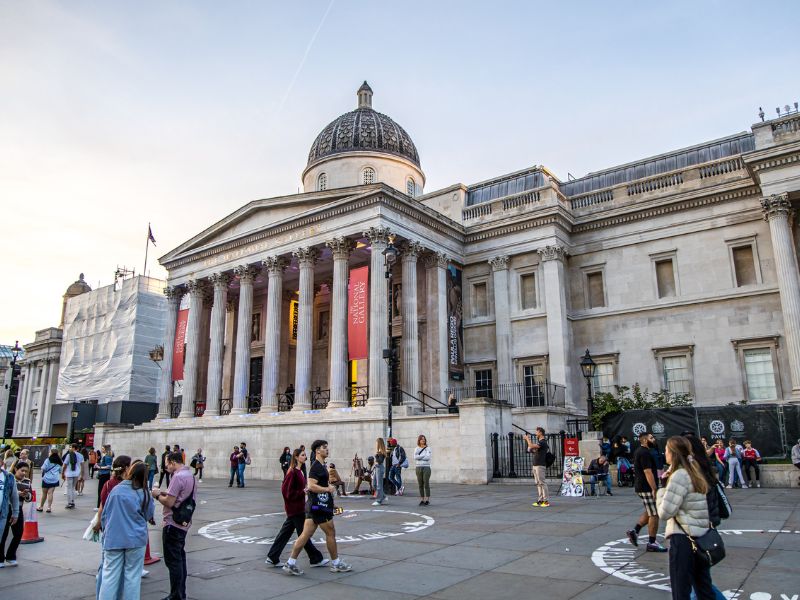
[545,451,556,468]
[171,478,197,527]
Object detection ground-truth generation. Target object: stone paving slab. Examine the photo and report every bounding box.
[4,477,799,599]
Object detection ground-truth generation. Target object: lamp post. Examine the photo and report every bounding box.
[382,237,399,439]
[579,349,597,427]
[1,340,22,445]
[68,404,79,444]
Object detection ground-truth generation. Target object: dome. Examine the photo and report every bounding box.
[306,82,420,169]
[65,273,92,297]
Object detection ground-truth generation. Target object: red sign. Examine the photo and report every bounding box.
[348,266,369,360]
[564,437,580,457]
[84,433,95,448]
[172,308,189,380]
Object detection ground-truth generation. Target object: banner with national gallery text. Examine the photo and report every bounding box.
[348,266,369,360]
[447,264,464,380]
[171,308,189,381]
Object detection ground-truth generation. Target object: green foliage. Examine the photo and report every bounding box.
[592,383,693,430]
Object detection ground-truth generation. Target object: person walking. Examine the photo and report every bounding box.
[387,438,407,496]
[76,447,90,496]
[724,439,745,488]
[228,445,241,488]
[524,427,550,507]
[587,455,613,496]
[627,432,667,552]
[238,442,249,487]
[372,438,387,506]
[37,448,62,513]
[265,448,327,568]
[98,462,155,600]
[190,449,205,482]
[0,458,20,568]
[741,440,761,488]
[159,445,171,487]
[0,460,30,567]
[93,455,133,596]
[2,449,15,471]
[89,447,98,478]
[283,440,352,576]
[144,448,158,489]
[96,445,114,508]
[414,435,431,506]
[792,439,800,485]
[62,443,84,510]
[153,451,196,600]
[279,447,292,479]
[656,436,716,600]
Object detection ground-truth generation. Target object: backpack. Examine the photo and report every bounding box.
[171,477,197,527]
[545,451,555,468]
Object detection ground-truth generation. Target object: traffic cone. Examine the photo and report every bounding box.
[20,490,44,544]
[144,539,160,565]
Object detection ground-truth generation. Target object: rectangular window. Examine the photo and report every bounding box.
[475,369,493,398]
[663,355,690,395]
[732,245,757,286]
[520,273,536,309]
[37,367,43,386]
[743,348,777,401]
[586,272,605,308]
[522,364,545,406]
[592,363,615,395]
[473,282,488,317]
[655,259,676,298]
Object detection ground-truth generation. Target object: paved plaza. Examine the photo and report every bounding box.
[2,478,799,600]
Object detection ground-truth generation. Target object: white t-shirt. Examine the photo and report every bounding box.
[63,451,84,478]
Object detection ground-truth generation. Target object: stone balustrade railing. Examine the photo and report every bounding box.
[462,188,545,222]
[699,156,745,179]
[627,171,684,196]
[772,113,800,136]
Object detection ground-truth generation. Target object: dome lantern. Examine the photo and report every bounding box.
[357,81,373,109]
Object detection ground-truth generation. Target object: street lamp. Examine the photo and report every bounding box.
[382,236,399,439]
[68,405,79,444]
[580,349,597,426]
[1,340,22,445]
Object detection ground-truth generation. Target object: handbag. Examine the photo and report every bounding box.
[675,520,726,567]
[171,477,197,527]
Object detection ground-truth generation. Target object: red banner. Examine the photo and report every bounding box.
[348,266,369,360]
[564,437,580,457]
[172,308,189,380]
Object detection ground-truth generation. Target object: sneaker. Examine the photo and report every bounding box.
[539,501,550,507]
[532,501,542,507]
[607,490,613,496]
[330,560,352,573]
[282,563,304,576]
[399,486,405,496]
[424,500,429,506]
[198,479,203,483]
[310,559,330,568]
[757,482,761,488]
[5,560,18,567]
[742,484,749,489]
[646,543,668,553]
[419,500,425,506]
[141,569,149,577]
[265,558,283,567]
[0,563,4,568]
[725,485,732,489]
[371,501,382,506]
[627,529,639,547]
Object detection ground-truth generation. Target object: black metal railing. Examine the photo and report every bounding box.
[491,430,570,479]
[169,401,181,419]
[277,393,294,412]
[194,401,206,417]
[247,394,262,414]
[447,381,566,409]
[567,418,592,437]
[417,390,450,414]
[349,385,369,407]
[220,398,232,416]
[311,388,330,410]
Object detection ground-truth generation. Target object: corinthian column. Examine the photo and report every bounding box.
[762,194,800,401]
[293,248,317,410]
[180,280,205,418]
[232,265,257,414]
[402,242,423,407]
[326,238,352,408]
[364,227,392,408]
[157,286,182,418]
[204,273,229,416]
[261,257,286,410]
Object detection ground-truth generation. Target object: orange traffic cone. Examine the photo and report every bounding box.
[20,490,44,544]
[144,539,160,565]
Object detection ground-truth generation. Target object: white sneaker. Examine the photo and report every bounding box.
[371,501,382,506]
[141,569,149,577]
[725,485,732,489]
[330,560,352,573]
[5,560,18,567]
[198,479,203,483]
[757,482,761,488]
[265,558,283,567]
[310,559,330,568]
[743,484,749,489]
[282,563,304,576]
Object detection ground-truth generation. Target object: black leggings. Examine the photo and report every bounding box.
[96,474,110,508]
[668,534,715,600]
[0,506,24,561]
[742,459,760,483]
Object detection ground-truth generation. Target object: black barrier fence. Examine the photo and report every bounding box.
[491,431,568,479]
[603,404,798,458]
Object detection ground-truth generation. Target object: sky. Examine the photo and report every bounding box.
[1,1,798,344]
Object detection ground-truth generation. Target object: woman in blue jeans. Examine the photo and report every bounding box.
[98,462,154,600]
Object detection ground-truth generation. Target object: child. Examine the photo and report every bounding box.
[742,440,762,488]
[599,437,611,458]
[328,463,347,497]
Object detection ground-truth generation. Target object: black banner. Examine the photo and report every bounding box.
[696,405,783,458]
[447,265,464,381]
[603,407,698,445]
[784,405,800,451]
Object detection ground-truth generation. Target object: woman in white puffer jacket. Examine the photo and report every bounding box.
[656,436,716,600]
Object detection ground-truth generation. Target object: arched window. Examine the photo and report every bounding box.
[317,172,327,191]
[406,178,416,197]
[362,167,375,185]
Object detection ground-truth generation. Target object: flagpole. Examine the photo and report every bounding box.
[144,222,150,278]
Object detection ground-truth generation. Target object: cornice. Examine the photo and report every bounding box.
[465,209,573,244]
[742,140,800,174]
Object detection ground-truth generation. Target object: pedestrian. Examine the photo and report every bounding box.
[238,442,249,487]
[387,438,406,496]
[62,442,84,509]
[448,392,458,414]
[93,455,133,597]
[656,436,716,600]
[414,434,431,506]
[144,448,158,489]
[282,439,352,576]
[96,445,114,508]
[741,440,761,488]
[98,462,155,600]
[328,464,347,497]
[89,447,98,478]
[228,445,241,487]
[353,456,375,495]
[600,436,612,458]
[0,458,20,568]
[152,451,196,600]
[285,383,295,407]
[1,460,30,567]
[627,432,667,552]
[792,439,800,485]
[588,455,613,496]
[159,445,171,487]
[724,439,745,488]
[524,427,550,507]
[712,440,726,482]
[372,438,387,506]
[37,448,62,513]
[76,447,90,495]
[299,445,307,478]
[611,436,632,485]
[279,447,292,478]
[265,448,327,568]
[190,449,205,482]
[2,449,14,471]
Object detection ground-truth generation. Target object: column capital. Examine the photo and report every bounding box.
[208,273,230,289]
[262,256,287,274]
[233,265,258,283]
[401,241,424,262]
[326,237,354,260]
[293,247,318,267]
[424,251,449,269]
[186,279,207,295]
[488,255,510,271]
[761,193,793,221]
[537,244,568,262]
[364,226,393,247]
[164,285,183,302]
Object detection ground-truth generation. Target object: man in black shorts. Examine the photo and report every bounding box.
[283,439,352,576]
[627,432,667,552]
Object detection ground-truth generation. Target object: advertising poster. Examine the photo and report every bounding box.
[348,266,369,360]
[560,456,585,497]
[171,308,189,381]
[289,300,299,342]
[446,264,464,380]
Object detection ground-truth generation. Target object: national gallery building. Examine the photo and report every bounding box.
[100,85,800,481]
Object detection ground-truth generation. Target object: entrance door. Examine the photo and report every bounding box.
[249,357,263,412]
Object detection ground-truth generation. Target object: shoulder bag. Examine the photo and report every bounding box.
[171,477,197,527]
[675,519,726,567]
